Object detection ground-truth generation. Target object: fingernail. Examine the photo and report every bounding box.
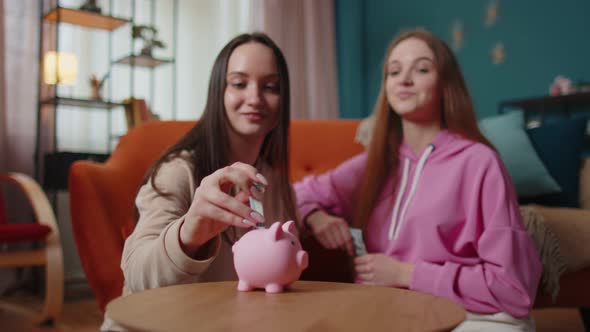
[251,184,266,194]
[256,173,268,186]
[250,211,264,223]
[242,219,257,227]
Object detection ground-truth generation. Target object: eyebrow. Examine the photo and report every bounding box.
[388,56,435,66]
[226,71,280,79]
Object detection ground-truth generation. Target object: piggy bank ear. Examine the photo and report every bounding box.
[267,221,284,242]
[281,220,296,235]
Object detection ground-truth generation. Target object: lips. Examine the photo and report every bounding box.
[396,91,415,99]
[240,112,265,121]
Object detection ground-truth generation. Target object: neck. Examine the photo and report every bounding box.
[227,129,265,165]
[401,119,442,156]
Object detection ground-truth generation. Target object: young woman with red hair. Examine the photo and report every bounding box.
[295,29,542,331]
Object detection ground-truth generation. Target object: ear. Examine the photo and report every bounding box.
[281,220,296,235]
[267,221,284,242]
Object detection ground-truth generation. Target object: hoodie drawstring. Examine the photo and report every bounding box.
[388,158,410,240]
[388,144,435,240]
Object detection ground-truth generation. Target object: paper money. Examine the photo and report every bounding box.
[349,227,367,256]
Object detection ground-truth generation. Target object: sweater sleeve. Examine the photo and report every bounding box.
[121,156,221,292]
[410,152,542,318]
[293,153,367,222]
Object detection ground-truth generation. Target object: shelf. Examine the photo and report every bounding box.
[113,54,174,68]
[44,151,109,190]
[41,97,125,109]
[43,7,129,31]
[499,91,590,112]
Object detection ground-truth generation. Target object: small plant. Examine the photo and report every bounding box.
[132,25,166,57]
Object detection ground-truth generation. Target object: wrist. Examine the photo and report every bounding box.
[179,218,215,253]
[305,209,325,228]
[401,262,415,288]
[179,229,218,260]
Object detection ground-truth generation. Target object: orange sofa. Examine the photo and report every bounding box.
[69,120,588,312]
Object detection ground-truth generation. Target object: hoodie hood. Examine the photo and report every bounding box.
[399,130,478,163]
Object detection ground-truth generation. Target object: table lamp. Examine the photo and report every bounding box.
[43,51,78,85]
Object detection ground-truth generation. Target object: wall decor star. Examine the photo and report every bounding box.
[486,0,498,27]
[491,42,505,64]
[451,20,464,51]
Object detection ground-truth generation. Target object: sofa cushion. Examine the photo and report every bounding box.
[479,111,561,197]
[526,116,588,207]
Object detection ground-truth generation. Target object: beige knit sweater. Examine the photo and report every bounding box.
[102,155,247,331]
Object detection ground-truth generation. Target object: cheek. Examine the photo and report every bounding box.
[266,94,280,114]
[224,90,240,112]
[385,79,397,102]
[418,80,438,103]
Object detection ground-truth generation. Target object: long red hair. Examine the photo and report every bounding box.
[352,29,493,228]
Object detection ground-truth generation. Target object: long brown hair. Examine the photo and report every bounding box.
[352,28,493,229]
[140,33,298,232]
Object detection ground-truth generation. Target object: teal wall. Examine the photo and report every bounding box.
[335,0,590,119]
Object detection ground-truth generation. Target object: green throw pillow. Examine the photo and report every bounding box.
[479,111,561,197]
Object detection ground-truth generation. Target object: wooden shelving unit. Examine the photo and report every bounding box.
[36,1,178,189]
[43,7,129,31]
[113,54,173,68]
[36,4,132,189]
[41,96,126,109]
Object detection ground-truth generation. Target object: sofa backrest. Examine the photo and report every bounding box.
[289,120,364,182]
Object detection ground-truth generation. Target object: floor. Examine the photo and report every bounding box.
[0,294,102,332]
[0,293,587,331]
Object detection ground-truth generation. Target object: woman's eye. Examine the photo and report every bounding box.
[388,70,400,76]
[416,67,430,73]
[264,84,279,92]
[230,82,246,89]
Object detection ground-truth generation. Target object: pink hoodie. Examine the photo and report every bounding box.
[294,130,542,318]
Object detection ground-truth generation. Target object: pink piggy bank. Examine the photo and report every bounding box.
[232,220,308,293]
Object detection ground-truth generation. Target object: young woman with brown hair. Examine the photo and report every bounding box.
[102,32,297,331]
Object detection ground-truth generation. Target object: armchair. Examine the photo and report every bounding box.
[0,172,64,325]
[69,121,194,311]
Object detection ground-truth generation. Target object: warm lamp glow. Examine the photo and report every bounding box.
[43,51,78,85]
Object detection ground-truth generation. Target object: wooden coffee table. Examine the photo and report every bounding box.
[107,280,465,331]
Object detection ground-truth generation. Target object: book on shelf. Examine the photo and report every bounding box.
[123,98,159,130]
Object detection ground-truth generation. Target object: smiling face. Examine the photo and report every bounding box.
[224,42,281,142]
[385,37,441,124]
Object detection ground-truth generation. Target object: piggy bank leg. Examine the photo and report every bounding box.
[237,280,254,291]
[265,283,283,293]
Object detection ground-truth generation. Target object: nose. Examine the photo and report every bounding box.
[399,69,413,86]
[246,84,263,106]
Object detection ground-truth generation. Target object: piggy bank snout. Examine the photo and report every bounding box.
[297,250,308,270]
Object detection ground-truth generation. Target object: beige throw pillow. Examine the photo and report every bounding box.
[528,204,590,273]
[579,158,590,209]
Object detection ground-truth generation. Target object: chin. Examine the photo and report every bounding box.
[392,107,417,117]
[235,124,271,138]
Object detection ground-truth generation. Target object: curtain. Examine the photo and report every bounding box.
[0,0,42,290]
[250,0,339,119]
[1,0,40,175]
[0,0,6,173]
